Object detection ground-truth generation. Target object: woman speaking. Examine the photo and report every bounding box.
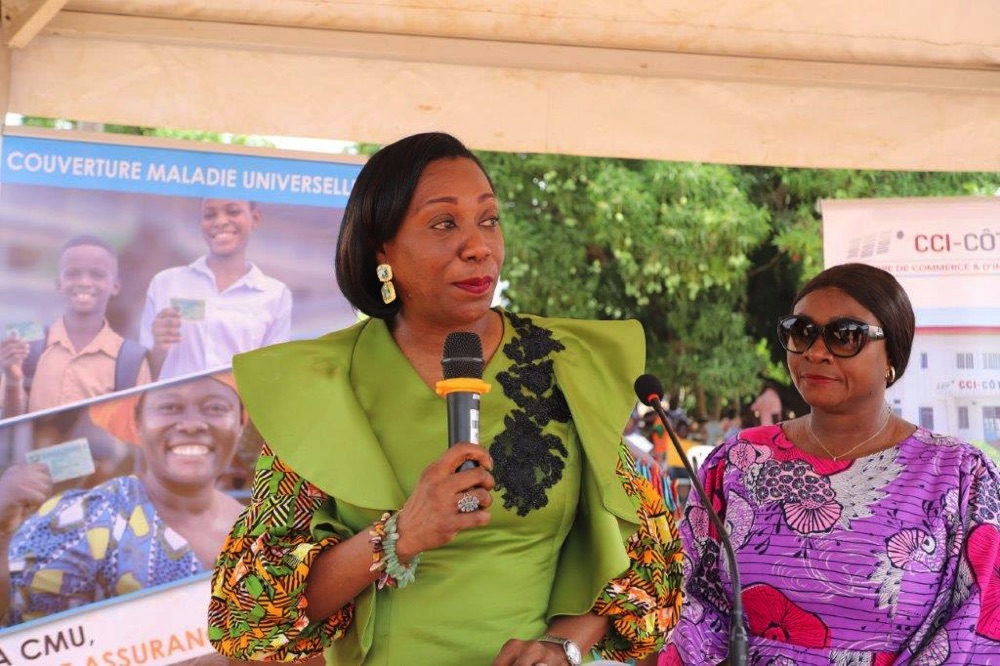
[208,132,682,665]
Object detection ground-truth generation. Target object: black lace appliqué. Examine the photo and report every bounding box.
[491,312,571,516]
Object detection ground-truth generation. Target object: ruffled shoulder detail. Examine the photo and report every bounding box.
[233,312,644,520]
[542,314,646,522]
[231,321,407,510]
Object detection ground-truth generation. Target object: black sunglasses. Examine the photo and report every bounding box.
[777,315,885,358]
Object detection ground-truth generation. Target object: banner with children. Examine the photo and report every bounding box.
[820,196,1000,458]
[0,129,363,664]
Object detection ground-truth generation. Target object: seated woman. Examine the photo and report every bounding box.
[663,263,1000,664]
[1,372,245,625]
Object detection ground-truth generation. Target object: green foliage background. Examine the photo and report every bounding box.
[475,152,997,418]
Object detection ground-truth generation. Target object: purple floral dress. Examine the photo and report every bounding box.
[662,425,1000,665]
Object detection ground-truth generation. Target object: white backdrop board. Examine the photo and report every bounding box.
[821,196,1000,452]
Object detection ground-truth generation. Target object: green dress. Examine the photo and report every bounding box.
[209,310,675,664]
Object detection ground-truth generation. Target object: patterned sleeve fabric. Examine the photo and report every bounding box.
[662,426,1000,665]
[208,438,351,662]
[592,445,684,661]
[660,446,731,665]
[899,451,1000,662]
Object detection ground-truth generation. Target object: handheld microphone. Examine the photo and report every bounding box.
[634,374,747,666]
[436,332,492,472]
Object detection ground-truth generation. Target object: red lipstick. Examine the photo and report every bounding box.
[455,277,493,295]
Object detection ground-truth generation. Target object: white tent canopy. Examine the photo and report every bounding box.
[1,0,998,171]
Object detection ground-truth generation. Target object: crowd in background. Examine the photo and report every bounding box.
[622,383,791,516]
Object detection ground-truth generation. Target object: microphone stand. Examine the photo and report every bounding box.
[645,399,747,666]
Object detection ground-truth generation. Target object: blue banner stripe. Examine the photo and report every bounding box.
[1,136,360,207]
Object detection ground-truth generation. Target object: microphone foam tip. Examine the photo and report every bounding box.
[442,332,485,379]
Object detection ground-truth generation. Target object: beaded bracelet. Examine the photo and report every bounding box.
[367,511,420,589]
[368,512,394,589]
[382,512,420,588]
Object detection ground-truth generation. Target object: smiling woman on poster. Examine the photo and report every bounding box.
[140,199,293,380]
[0,373,245,625]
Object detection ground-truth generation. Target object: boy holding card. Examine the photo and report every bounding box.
[1,236,152,418]
[140,199,293,380]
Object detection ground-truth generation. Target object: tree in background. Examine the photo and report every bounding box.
[478,152,772,418]
[742,167,998,373]
[478,152,997,420]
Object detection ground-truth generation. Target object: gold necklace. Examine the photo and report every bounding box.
[806,405,893,461]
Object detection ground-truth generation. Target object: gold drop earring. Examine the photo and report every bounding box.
[376,263,396,304]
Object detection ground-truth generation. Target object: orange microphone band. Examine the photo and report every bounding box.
[435,377,491,397]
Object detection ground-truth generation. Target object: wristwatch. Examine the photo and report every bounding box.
[538,635,582,665]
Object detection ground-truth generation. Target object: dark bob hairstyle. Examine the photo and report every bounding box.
[335,132,493,319]
[791,262,915,386]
